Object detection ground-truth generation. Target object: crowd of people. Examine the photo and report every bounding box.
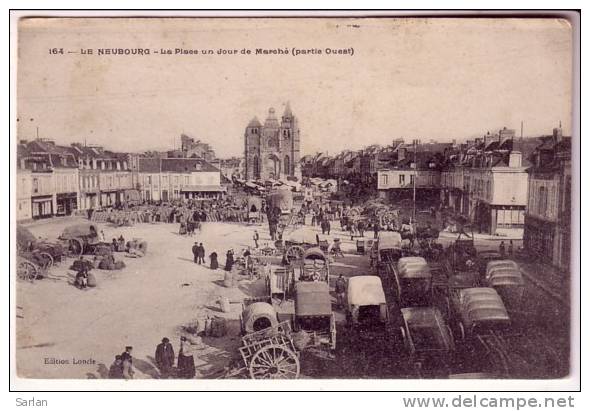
[89,197,269,227]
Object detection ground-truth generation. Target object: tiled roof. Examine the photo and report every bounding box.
[138,157,161,173]
[161,158,220,173]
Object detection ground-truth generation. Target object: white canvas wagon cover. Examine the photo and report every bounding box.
[347,276,387,306]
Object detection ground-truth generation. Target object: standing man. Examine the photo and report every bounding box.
[198,243,205,265]
[335,274,347,309]
[192,242,199,264]
[358,220,365,238]
[321,218,328,235]
[121,346,135,380]
[499,241,506,258]
[373,219,380,239]
[155,337,175,379]
[508,240,514,257]
[253,230,260,249]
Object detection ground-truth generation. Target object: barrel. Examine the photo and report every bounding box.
[223,271,234,288]
[241,302,278,334]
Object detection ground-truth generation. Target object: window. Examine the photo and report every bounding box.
[380,174,389,187]
[399,174,405,185]
[147,176,152,185]
[410,175,415,185]
[185,176,190,185]
[284,155,290,174]
[539,186,547,216]
[32,178,39,194]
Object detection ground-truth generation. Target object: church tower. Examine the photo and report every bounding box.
[244,117,261,180]
[244,103,301,181]
[279,102,301,179]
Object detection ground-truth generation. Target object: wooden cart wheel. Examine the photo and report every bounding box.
[285,245,305,263]
[249,344,300,379]
[68,239,83,257]
[39,252,54,270]
[17,261,38,282]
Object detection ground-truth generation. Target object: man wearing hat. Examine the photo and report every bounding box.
[121,346,135,379]
[155,337,175,378]
[192,242,199,264]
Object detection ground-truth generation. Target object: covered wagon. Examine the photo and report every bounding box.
[346,276,390,337]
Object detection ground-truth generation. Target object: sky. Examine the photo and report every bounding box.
[17,17,573,158]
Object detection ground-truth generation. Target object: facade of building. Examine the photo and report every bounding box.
[438,129,536,234]
[376,147,443,204]
[16,168,32,220]
[17,140,80,219]
[53,166,79,216]
[244,103,301,181]
[463,153,528,234]
[68,144,133,209]
[30,171,54,218]
[524,128,571,270]
[137,157,223,201]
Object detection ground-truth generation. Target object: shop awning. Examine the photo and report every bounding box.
[180,185,227,192]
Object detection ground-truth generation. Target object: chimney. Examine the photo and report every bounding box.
[509,151,522,168]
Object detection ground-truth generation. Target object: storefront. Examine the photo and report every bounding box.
[80,192,99,210]
[123,189,141,205]
[56,192,78,216]
[100,190,119,207]
[473,201,525,235]
[31,195,53,219]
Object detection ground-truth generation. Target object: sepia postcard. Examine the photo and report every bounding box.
[10,13,579,391]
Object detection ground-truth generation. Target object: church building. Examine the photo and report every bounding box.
[244,103,301,181]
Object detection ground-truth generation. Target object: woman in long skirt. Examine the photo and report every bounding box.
[209,252,219,270]
[177,336,196,379]
[224,250,234,271]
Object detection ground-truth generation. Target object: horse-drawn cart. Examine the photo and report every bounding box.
[17,225,65,281]
[232,301,300,379]
[239,321,300,379]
